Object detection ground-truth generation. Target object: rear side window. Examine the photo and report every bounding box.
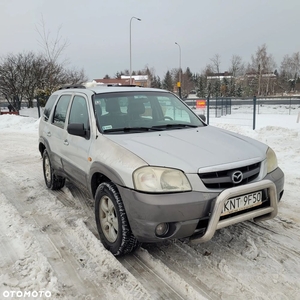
[52,95,72,129]
[43,94,58,121]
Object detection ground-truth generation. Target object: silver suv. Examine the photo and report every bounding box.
[38,85,284,256]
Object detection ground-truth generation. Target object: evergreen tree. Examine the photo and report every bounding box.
[236,85,243,97]
[221,77,229,96]
[229,78,236,97]
[206,81,212,97]
[114,71,124,78]
[181,67,195,97]
[156,76,162,89]
[151,75,162,89]
[214,80,221,97]
[162,71,173,91]
[196,75,206,98]
[184,67,193,83]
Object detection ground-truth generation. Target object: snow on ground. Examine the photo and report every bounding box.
[0,106,299,299]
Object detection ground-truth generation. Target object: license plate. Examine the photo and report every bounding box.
[221,191,262,216]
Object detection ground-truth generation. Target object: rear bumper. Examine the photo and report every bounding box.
[118,167,284,243]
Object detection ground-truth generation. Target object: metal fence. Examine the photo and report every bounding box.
[185,96,300,129]
[2,96,300,129]
[215,97,232,117]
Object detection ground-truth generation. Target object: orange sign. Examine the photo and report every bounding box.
[196,100,206,109]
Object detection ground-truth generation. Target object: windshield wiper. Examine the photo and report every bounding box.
[103,127,163,133]
[151,124,199,130]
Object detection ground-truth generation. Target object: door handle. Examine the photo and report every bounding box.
[64,139,69,146]
[47,131,51,137]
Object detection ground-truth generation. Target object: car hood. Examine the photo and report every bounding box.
[105,126,267,173]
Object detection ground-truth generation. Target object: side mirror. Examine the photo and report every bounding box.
[67,123,88,138]
[198,114,206,122]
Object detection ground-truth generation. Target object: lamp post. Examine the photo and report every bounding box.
[175,42,182,98]
[130,16,141,85]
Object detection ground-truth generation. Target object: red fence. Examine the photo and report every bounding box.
[0,111,19,115]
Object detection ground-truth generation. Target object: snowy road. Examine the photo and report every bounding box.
[0,114,299,299]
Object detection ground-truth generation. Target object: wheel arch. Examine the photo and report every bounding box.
[38,137,51,158]
[89,162,126,198]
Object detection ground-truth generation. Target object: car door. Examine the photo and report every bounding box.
[47,94,72,172]
[61,94,93,185]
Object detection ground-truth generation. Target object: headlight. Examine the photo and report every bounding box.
[133,166,191,193]
[266,147,278,173]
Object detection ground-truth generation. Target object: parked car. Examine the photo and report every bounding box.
[38,85,284,256]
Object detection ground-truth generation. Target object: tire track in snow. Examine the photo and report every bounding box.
[65,183,202,299]
[186,221,300,300]
[51,172,300,299]
[0,133,152,300]
[118,254,186,300]
[129,247,213,300]
[0,170,152,299]
[0,173,108,299]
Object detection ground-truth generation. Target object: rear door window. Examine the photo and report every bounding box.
[43,94,58,121]
[52,95,72,129]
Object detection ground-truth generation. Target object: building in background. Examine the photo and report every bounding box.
[93,78,134,85]
[121,75,150,87]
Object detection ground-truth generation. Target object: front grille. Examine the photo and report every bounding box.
[198,162,261,189]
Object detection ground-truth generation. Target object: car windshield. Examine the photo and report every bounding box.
[93,91,205,133]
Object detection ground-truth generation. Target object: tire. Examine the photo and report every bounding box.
[95,182,140,256]
[42,149,65,190]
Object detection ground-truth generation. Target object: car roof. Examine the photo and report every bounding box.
[53,85,170,96]
[89,86,168,94]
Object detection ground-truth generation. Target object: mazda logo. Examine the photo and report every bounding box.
[232,170,243,184]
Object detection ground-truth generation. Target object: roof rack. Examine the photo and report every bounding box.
[58,84,86,90]
[106,84,140,87]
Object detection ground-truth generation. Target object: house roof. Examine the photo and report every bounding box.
[121,75,148,81]
[93,78,133,85]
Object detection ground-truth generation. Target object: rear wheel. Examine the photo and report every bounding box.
[95,182,140,256]
[42,149,65,190]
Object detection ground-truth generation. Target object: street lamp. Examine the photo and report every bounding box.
[175,42,182,98]
[175,42,181,98]
[130,16,141,85]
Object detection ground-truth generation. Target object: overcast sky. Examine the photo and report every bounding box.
[1,0,299,80]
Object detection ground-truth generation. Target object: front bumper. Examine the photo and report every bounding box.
[190,179,277,243]
[118,167,284,243]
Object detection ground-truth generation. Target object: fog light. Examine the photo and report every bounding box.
[155,223,169,237]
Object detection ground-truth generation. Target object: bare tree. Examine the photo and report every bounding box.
[35,16,87,93]
[229,55,245,77]
[202,64,214,76]
[36,15,69,65]
[0,47,87,110]
[0,52,34,110]
[249,44,276,95]
[279,52,300,92]
[0,52,58,108]
[210,54,221,73]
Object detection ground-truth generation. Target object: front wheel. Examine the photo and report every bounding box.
[95,182,140,256]
[42,149,65,190]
